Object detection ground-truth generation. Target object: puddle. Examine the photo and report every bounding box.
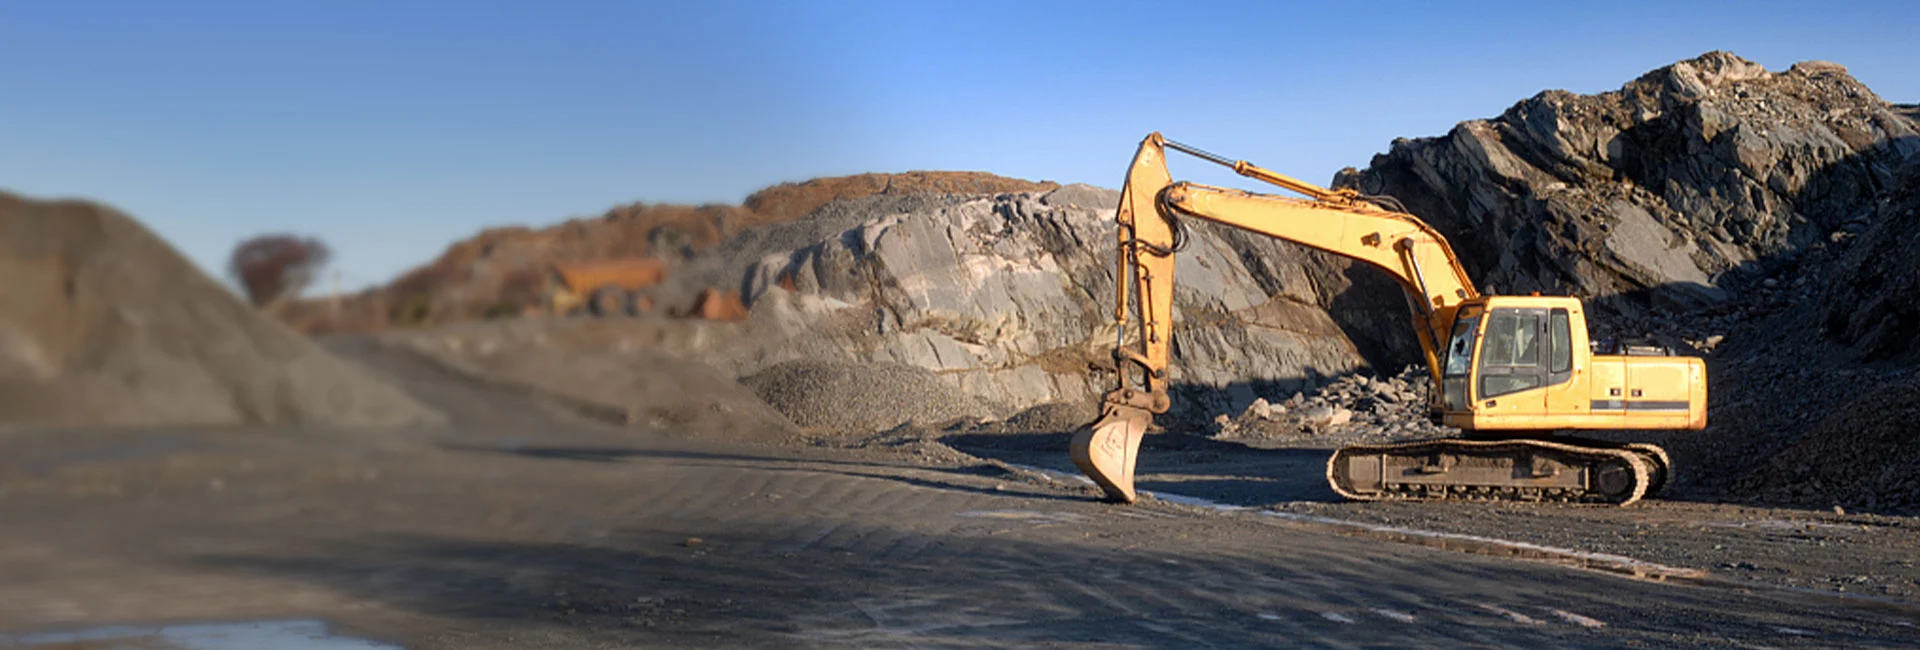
[1,619,400,649]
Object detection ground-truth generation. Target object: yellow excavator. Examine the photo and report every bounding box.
[1070,133,1706,506]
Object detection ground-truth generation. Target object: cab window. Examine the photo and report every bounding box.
[1442,313,1479,378]
[1478,309,1544,398]
[1549,309,1572,374]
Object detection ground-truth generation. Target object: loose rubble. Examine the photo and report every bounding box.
[1335,52,1918,319]
[1210,366,1453,444]
[1320,52,1920,512]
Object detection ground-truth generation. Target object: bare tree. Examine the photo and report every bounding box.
[227,234,332,307]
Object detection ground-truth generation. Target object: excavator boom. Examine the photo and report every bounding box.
[1071,133,1698,505]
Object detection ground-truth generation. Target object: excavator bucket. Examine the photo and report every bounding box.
[1070,403,1151,503]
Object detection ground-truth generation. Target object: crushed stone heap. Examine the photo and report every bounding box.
[0,192,444,429]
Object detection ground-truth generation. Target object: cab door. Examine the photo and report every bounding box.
[1474,307,1549,416]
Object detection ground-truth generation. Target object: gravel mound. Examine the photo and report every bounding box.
[1002,401,1099,434]
[1733,375,1920,513]
[456,347,800,442]
[0,192,443,429]
[742,360,992,433]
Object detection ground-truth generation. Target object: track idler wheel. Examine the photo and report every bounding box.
[1625,443,1672,496]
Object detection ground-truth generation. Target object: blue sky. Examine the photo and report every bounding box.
[2,1,1915,291]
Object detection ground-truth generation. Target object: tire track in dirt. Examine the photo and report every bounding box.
[517,453,1918,648]
[6,344,1903,648]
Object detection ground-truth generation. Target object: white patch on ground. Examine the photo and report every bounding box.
[1479,605,1543,625]
[2,619,400,649]
[1552,609,1606,629]
[1001,462,1707,582]
[955,509,1087,524]
[1371,608,1416,623]
[1256,510,1706,581]
[1701,519,1868,532]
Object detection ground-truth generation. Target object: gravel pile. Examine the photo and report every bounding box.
[1211,366,1452,443]
[742,359,993,433]
[1729,374,1920,513]
[453,347,801,442]
[1001,401,1099,434]
[0,192,443,429]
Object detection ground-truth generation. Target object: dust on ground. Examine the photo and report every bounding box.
[3,341,1918,649]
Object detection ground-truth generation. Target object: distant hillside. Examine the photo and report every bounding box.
[282,171,1057,333]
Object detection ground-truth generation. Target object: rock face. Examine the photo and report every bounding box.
[743,171,1060,227]
[719,184,1415,423]
[1326,52,1920,512]
[0,192,444,429]
[282,171,1057,334]
[1335,52,1920,316]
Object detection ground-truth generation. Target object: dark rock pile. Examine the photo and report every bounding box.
[1335,51,1919,318]
[1320,51,1920,512]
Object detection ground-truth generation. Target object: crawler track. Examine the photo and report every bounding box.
[1328,438,1667,506]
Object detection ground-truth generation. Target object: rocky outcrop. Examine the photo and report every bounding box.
[719,185,1414,422]
[1335,52,1920,316]
[283,171,1057,334]
[742,172,1059,226]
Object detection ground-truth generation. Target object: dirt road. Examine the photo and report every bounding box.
[2,345,1917,648]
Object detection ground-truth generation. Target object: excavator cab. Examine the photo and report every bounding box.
[1431,296,1704,434]
[1436,297,1579,423]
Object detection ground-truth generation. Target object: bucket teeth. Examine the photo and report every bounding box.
[1070,405,1150,503]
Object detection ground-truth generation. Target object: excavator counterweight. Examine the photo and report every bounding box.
[1071,133,1706,506]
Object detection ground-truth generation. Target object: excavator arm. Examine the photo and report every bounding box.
[1071,133,1481,503]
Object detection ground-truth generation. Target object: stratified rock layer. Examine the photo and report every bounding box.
[723,185,1413,422]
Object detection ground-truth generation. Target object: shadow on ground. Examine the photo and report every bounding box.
[188,520,1907,649]
[941,430,1343,505]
